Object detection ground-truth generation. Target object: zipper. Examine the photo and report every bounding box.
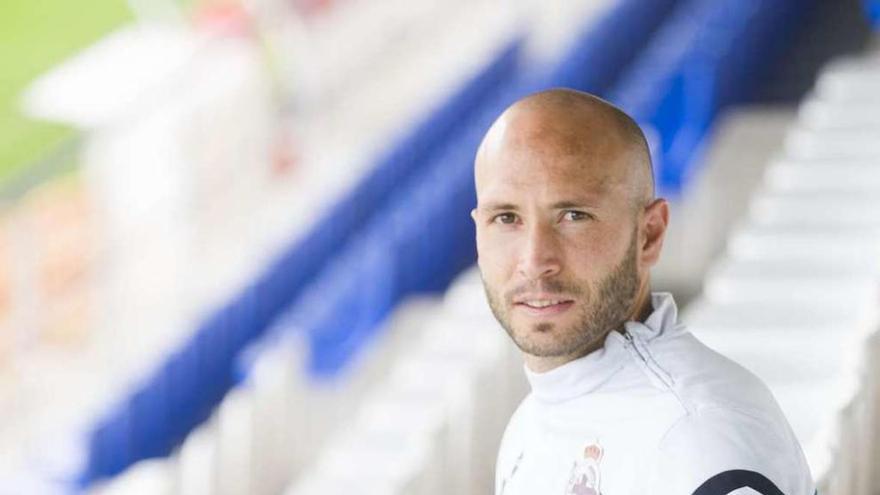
[622,329,675,390]
[498,451,524,495]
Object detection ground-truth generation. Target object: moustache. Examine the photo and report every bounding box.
[504,279,584,301]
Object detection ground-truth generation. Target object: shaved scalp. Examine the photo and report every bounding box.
[475,88,654,212]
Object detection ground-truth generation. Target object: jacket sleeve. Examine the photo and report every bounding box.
[648,406,816,495]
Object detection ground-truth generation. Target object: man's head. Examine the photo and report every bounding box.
[471,88,669,372]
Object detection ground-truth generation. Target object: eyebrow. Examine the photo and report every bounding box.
[479,202,519,212]
[550,200,597,209]
[477,200,600,213]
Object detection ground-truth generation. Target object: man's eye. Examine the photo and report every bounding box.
[493,213,518,225]
[563,210,590,221]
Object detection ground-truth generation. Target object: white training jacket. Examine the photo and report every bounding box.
[495,293,816,495]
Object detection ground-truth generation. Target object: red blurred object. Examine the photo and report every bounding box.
[271,130,299,177]
[294,0,335,17]
[194,2,254,37]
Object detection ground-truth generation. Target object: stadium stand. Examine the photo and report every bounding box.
[4,0,523,490]
[4,0,879,494]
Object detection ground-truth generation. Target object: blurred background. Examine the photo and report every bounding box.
[2,0,880,493]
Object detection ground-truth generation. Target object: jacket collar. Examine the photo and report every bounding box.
[524,292,678,404]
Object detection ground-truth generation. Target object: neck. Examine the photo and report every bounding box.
[630,277,654,323]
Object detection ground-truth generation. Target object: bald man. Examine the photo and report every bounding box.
[472,89,815,495]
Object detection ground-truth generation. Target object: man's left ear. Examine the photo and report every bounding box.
[640,198,669,267]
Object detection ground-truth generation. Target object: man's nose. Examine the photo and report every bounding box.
[517,223,562,280]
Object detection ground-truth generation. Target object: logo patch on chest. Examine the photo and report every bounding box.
[565,440,603,495]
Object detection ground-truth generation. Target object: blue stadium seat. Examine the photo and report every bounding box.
[610,0,811,194]
[867,0,880,28]
[547,0,678,93]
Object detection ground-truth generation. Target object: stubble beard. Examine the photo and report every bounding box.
[484,231,641,360]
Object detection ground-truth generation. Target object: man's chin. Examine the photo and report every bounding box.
[510,314,571,335]
[511,326,573,355]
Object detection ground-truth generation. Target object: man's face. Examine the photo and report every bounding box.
[473,122,643,364]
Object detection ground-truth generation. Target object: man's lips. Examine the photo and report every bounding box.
[512,296,575,316]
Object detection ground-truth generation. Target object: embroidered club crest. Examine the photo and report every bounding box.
[565,441,603,495]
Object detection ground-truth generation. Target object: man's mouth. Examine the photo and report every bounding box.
[514,297,575,315]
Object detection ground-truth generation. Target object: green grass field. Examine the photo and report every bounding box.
[0,0,133,186]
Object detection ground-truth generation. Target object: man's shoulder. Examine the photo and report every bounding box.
[650,403,814,494]
[652,328,782,418]
[646,331,815,494]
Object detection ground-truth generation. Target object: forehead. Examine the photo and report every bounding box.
[476,129,629,205]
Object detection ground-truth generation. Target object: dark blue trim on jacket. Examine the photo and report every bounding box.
[691,470,785,495]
